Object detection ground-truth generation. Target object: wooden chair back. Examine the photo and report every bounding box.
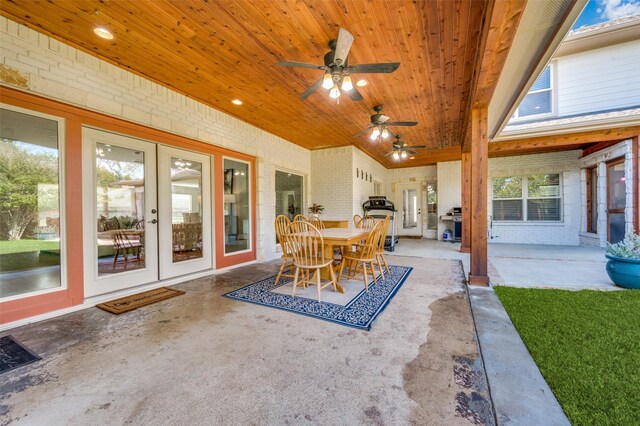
[358,215,377,230]
[285,221,325,267]
[360,220,384,259]
[377,216,391,251]
[292,214,307,222]
[274,214,291,248]
[307,216,325,229]
[353,214,362,228]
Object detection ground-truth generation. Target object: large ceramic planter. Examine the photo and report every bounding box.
[605,255,640,289]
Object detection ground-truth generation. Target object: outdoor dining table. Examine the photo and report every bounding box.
[317,227,370,293]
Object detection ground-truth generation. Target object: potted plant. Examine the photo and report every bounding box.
[605,232,640,289]
[308,203,324,217]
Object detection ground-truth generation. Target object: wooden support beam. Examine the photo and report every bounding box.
[490,126,640,156]
[461,151,471,253]
[469,107,490,285]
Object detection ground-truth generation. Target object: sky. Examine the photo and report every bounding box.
[572,0,640,29]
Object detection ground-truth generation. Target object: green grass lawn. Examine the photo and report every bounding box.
[0,239,60,255]
[495,287,640,425]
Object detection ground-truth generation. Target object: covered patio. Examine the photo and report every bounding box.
[1,0,639,423]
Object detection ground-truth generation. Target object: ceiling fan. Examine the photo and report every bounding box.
[354,105,418,141]
[275,28,400,101]
[387,134,426,161]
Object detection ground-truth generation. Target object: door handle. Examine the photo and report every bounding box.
[147,219,158,224]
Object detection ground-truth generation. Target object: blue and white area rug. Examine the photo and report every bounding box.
[223,265,412,330]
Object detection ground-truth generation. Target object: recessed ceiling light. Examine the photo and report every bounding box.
[409,156,415,160]
[93,27,114,40]
[232,99,243,105]
[356,79,368,87]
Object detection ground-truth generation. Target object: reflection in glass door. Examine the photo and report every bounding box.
[397,183,422,236]
[82,128,158,297]
[158,146,211,279]
[607,159,626,243]
[0,107,65,299]
[224,158,251,254]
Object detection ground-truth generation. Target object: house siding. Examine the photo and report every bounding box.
[556,40,640,116]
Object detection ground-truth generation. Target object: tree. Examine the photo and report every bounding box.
[0,139,58,240]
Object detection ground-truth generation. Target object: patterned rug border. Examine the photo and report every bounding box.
[223,265,413,330]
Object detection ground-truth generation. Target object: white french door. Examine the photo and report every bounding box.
[158,146,212,279]
[82,128,159,297]
[396,183,423,236]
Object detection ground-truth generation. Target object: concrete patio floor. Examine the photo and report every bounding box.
[1,255,494,425]
[1,239,615,425]
[392,239,614,290]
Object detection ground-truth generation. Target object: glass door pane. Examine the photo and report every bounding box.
[158,146,211,279]
[0,108,64,299]
[224,158,250,254]
[397,183,422,236]
[95,143,147,275]
[607,160,626,243]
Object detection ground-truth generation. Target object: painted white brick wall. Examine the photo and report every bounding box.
[436,162,462,240]
[488,151,582,245]
[0,16,310,262]
[310,147,353,220]
[353,148,387,217]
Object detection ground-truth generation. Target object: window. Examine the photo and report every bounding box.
[512,66,553,119]
[492,174,561,221]
[224,158,251,254]
[586,167,598,233]
[275,171,304,221]
[1,107,65,299]
[426,181,438,230]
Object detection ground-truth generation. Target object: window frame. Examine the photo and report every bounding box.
[0,103,68,301]
[222,156,253,256]
[492,173,563,223]
[511,63,556,122]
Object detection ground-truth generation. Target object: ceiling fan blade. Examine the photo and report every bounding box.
[386,128,396,138]
[353,126,373,138]
[344,85,364,101]
[300,78,323,100]
[406,150,418,155]
[350,62,400,74]
[334,28,354,65]
[378,115,390,124]
[405,145,426,149]
[385,121,418,126]
[275,60,325,70]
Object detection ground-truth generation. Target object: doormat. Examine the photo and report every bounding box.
[0,335,41,374]
[96,287,185,315]
[223,265,412,330]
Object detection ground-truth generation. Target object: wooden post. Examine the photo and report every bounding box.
[469,107,489,285]
[460,151,471,253]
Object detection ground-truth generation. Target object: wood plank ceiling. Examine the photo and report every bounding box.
[1,0,509,167]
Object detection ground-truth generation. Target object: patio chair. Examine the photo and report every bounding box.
[353,214,362,228]
[285,221,337,302]
[374,216,391,278]
[274,215,296,285]
[112,230,143,270]
[292,214,307,222]
[338,220,383,291]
